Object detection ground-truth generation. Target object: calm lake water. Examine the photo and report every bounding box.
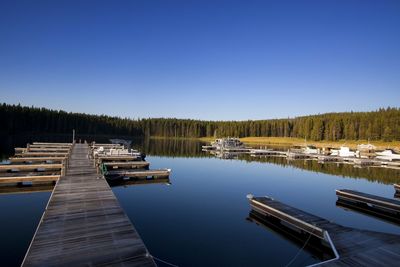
[1,136,400,266]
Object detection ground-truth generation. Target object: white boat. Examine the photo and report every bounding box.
[302,145,319,155]
[210,138,246,150]
[109,138,132,148]
[357,143,376,152]
[330,147,356,157]
[376,150,400,160]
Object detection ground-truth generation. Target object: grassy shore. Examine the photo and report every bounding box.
[199,137,400,150]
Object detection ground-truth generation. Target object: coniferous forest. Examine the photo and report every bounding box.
[1,103,399,141]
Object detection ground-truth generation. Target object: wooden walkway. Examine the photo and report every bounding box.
[336,189,400,225]
[22,144,156,267]
[248,196,400,266]
[336,189,400,212]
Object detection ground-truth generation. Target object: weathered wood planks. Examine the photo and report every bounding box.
[22,143,156,267]
[0,164,63,172]
[103,161,150,169]
[0,175,60,184]
[248,195,400,266]
[336,189,400,213]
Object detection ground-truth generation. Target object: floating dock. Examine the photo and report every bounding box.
[336,189,400,225]
[103,161,150,169]
[247,195,400,266]
[336,189,400,213]
[107,169,171,180]
[394,184,399,194]
[0,144,70,185]
[0,175,60,185]
[8,156,68,165]
[95,155,142,166]
[249,149,287,156]
[0,184,54,195]
[22,143,156,267]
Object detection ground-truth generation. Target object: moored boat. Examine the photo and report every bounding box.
[376,149,400,161]
[330,146,356,157]
[207,137,247,150]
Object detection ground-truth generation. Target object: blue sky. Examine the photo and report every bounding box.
[0,0,399,120]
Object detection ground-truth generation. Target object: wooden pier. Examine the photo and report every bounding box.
[103,161,150,169]
[8,157,67,164]
[107,169,171,180]
[249,149,287,156]
[95,155,142,167]
[336,189,400,214]
[109,177,171,187]
[335,189,400,225]
[0,184,53,195]
[0,175,60,185]
[0,143,70,186]
[22,144,156,267]
[247,195,400,266]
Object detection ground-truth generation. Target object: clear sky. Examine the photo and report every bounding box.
[0,0,399,120]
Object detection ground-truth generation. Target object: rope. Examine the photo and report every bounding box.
[100,163,108,175]
[284,230,314,267]
[148,254,179,267]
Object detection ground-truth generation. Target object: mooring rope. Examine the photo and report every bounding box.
[284,230,314,267]
[146,253,179,267]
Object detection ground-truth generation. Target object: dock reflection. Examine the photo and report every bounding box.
[0,184,53,195]
[247,210,334,262]
[336,199,400,226]
[108,177,171,188]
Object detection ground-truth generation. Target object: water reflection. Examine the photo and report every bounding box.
[108,177,171,187]
[336,198,400,226]
[247,210,334,263]
[133,138,400,186]
[132,138,209,158]
[0,184,53,195]
[237,154,400,185]
[1,135,400,267]
[1,135,399,186]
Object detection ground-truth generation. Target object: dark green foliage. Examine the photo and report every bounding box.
[1,103,399,141]
[0,103,142,136]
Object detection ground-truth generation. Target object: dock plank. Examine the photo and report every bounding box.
[336,189,400,212]
[248,196,400,266]
[22,144,155,267]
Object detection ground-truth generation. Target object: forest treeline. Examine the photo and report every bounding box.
[1,103,399,141]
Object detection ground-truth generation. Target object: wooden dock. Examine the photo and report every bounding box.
[249,149,287,156]
[103,161,150,169]
[106,169,171,180]
[336,189,400,214]
[22,144,156,267]
[109,177,171,187]
[247,195,400,266]
[8,157,67,164]
[0,175,60,185]
[0,184,53,195]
